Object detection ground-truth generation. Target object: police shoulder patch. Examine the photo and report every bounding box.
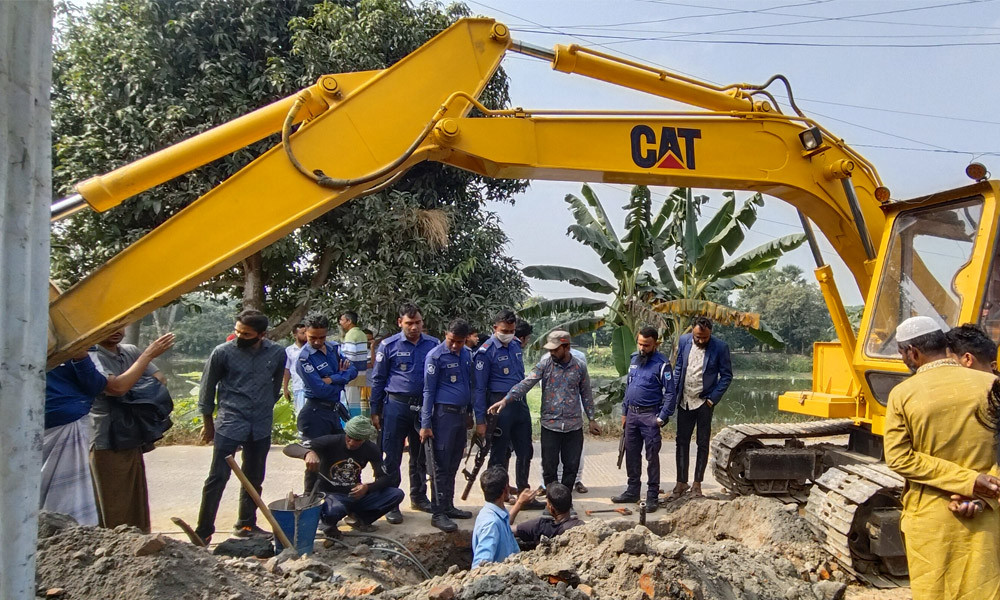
[476,360,484,370]
[427,363,436,374]
[303,363,315,373]
[376,352,384,362]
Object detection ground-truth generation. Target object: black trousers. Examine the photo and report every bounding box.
[488,393,533,491]
[675,402,713,483]
[196,432,270,540]
[540,427,583,490]
[624,410,662,497]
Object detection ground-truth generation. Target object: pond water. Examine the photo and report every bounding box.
[711,375,813,426]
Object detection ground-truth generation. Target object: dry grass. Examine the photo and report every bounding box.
[417,208,450,249]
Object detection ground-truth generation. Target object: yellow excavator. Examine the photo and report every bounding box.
[48,18,1000,587]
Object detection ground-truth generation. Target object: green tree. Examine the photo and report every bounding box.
[726,265,833,354]
[52,0,527,337]
[524,184,805,375]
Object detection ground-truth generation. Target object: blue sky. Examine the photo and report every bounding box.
[463,0,1000,305]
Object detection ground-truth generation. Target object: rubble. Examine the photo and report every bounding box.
[34,496,909,600]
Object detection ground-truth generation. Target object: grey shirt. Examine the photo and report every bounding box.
[89,343,159,450]
[199,339,286,441]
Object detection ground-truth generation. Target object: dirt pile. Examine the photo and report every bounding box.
[34,497,874,600]
[354,519,842,600]
[652,495,836,578]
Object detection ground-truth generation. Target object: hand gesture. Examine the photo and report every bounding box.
[621,414,626,428]
[514,488,538,507]
[487,398,507,415]
[143,333,176,359]
[304,450,320,472]
[340,359,351,371]
[706,399,714,408]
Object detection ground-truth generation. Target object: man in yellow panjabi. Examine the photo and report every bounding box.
[884,316,1000,600]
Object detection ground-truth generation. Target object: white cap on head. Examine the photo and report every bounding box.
[896,316,943,344]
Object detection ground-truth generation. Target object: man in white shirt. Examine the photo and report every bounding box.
[282,323,308,415]
[668,317,732,499]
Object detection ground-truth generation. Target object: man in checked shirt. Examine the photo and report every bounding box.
[488,330,600,495]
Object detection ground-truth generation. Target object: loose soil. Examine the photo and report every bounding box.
[35,496,911,600]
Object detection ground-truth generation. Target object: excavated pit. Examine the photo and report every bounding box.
[34,498,911,600]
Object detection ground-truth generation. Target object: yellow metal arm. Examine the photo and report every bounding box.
[429,112,882,291]
[47,18,511,366]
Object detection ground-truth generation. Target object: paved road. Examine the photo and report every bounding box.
[146,437,722,540]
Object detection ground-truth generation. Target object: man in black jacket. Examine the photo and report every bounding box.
[284,416,404,538]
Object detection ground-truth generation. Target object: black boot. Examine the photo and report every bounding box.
[612,490,640,504]
[385,507,403,524]
[431,513,457,532]
[445,505,472,519]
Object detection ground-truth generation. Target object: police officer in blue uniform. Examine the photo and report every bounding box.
[476,310,539,506]
[296,314,358,441]
[296,314,358,492]
[369,303,439,524]
[612,327,675,511]
[419,319,483,532]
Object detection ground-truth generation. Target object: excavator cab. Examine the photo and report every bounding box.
[857,181,1000,419]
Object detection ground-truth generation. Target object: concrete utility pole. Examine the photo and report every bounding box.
[0,2,53,598]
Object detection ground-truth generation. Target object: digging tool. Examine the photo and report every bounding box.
[170,516,206,547]
[585,507,633,516]
[638,501,647,526]
[225,454,296,557]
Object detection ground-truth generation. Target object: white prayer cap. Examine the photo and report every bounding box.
[896,316,943,343]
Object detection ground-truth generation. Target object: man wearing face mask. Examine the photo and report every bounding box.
[668,317,732,500]
[612,327,675,510]
[478,310,541,507]
[195,309,286,543]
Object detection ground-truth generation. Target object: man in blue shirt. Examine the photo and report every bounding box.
[369,303,439,524]
[476,310,539,507]
[472,466,524,568]
[296,314,358,440]
[612,327,675,510]
[420,319,481,532]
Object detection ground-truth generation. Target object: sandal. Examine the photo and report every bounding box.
[665,484,689,501]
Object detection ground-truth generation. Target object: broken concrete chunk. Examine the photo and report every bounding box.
[812,580,847,600]
[133,534,167,557]
[607,532,647,556]
[428,584,455,600]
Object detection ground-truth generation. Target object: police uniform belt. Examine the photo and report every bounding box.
[388,393,422,410]
[629,404,660,414]
[304,396,340,407]
[437,404,467,414]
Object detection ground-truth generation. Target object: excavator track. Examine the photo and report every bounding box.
[804,463,906,588]
[711,419,855,500]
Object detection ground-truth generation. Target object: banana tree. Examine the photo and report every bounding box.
[524,184,806,373]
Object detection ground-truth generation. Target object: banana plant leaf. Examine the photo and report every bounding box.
[528,316,607,354]
[567,224,627,274]
[611,324,636,376]
[580,183,620,243]
[622,185,652,271]
[651,298,784,349]
[564,193,602,231]
[715,233,807,279]
[518,297,608,321]
[746,323,785,348]
[522,265,616,294]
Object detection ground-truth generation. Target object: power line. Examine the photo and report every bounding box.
[512,28,1000,48]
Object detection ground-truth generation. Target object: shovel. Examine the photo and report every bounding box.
[225,454,297,558]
